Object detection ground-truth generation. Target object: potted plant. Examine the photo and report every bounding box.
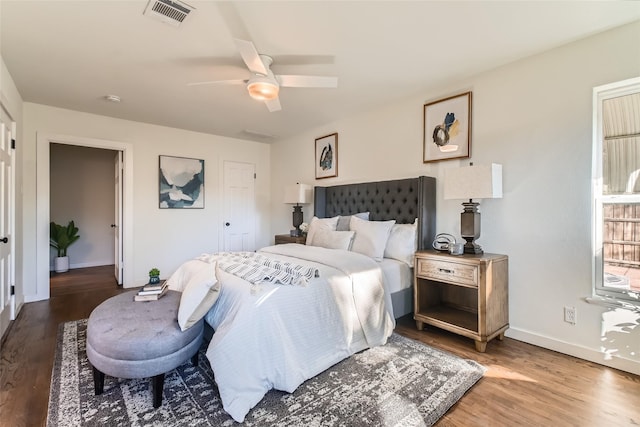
[49,220,80,273]
[149,267,161,284]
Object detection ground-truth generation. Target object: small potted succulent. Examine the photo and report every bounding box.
[148,267,161,284]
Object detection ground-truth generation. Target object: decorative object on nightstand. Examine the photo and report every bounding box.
[299,222,309,238]
[444,163,502,254]
[284,183,312,236]
[413,250,509,352]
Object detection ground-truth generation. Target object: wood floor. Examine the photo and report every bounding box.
[1,266,639,426]
[0,265,127,427]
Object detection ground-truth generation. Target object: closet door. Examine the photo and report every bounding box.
[0,106,15,342]
[222,161,256,252]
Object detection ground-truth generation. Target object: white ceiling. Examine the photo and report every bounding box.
[2,1,639,143]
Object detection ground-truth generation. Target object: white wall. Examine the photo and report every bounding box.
[22,103,271,295]
[50,144,116,269]
[270,21,640,373]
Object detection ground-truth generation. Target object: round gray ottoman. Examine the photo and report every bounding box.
[86,290,204,408]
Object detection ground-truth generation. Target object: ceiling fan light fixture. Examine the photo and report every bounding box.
[247,78,279,101]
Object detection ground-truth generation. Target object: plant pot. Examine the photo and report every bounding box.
[149,276,160,284]
[55,256,69,273]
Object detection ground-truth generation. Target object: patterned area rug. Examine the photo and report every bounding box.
[47,319,485,426]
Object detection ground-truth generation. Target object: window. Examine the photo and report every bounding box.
[593,77,640,305]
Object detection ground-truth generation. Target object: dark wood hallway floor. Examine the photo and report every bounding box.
[1,265,639,426]
[1,265,127,427]
[49,264,121,297]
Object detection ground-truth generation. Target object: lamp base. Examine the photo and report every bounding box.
[463,241,483,254]
[460,200,483,255]
[292,205,303,235]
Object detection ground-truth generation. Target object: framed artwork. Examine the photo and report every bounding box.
[315,133,338,179]
[159,155,204,209]
[423,91,472,163]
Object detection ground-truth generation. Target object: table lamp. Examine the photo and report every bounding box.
[284,183,313,236]
[444,163,502,254]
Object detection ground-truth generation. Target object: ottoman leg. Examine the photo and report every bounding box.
[152,374,165,408]
[92,366,105,395]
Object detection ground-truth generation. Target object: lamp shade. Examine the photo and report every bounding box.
[284,184,313,204]
[444,163,503,200]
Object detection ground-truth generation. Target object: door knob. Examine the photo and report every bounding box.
[110,224,116,228]
[0,237,8,244]
[225,222,230,227]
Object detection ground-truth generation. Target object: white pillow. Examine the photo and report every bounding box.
[311,229,355,250]
[176,261,220,331]
[384,218,418,267]
[336,212,370,231]
[305,216,339,245]
[166,259,207,292]
[349,216,396,261]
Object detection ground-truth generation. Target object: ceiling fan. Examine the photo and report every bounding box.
[188,39,338,112]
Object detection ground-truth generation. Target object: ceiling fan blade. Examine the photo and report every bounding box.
[187,79,247,87]
[234,39,268,76]
[265,97,282,112]
[216,2,252,41]
[277,75,338,88]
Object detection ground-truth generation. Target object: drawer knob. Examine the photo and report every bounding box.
[438,268,453,274]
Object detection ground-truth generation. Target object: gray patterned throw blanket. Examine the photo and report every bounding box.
[196,252,319,288]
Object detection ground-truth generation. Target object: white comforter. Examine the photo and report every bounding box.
[203,244,395,422]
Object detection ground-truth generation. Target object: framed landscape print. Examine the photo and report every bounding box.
[159,155,204,208]
[315,133,338,179]
[423,91,472,163]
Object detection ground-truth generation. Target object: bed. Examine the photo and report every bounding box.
[314,176,436,317]
[168,176,436,423]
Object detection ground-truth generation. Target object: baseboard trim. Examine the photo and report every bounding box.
[506,327,640,375]
[25,293,47,303]
[70,261,113,269]
[49,261,113,271]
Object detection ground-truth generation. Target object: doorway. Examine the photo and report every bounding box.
[34,134,134,302]
[49,144,117,288]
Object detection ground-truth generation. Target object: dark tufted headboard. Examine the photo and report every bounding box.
[314,176,436,250]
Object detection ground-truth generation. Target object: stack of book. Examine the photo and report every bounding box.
[134,280,168,302]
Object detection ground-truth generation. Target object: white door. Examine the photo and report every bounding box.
[0,106,15,343]
[114,151,123,284]
[223,161,256,251]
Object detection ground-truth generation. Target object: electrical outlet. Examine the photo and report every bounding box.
[564,306,576,324]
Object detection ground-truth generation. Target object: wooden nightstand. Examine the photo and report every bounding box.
[413,250,509,352]
[274,234,306,245]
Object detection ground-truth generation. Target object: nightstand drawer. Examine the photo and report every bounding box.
[416,258,478,287]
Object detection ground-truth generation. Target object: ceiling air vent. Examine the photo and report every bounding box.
[241,129,275,141]
[143,0,194,27]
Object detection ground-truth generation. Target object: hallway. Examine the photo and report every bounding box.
[49,265,119,297]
